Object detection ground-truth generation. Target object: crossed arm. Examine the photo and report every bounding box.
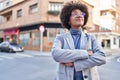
[51,35,106,70]
[62,50,93,67]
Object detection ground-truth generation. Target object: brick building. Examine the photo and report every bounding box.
[0,0,93,51]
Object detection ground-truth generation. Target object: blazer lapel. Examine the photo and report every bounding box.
[65,32,75,49]
[80,32,88,49]
[65,31,91,50]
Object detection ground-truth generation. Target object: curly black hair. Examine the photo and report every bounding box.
[60,1,89,30]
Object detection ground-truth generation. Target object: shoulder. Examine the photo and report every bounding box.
[55,33,68,40]
[56,32,70,38]
[84,33,96,40]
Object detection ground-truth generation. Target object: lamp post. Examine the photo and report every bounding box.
[39,25,45,53]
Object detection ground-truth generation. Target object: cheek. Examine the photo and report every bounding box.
[69,17,75,25]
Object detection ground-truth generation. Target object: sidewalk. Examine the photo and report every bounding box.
[104,48,120,56]
[24,50,51,57]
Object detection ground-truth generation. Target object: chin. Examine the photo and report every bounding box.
[76,24,83,27]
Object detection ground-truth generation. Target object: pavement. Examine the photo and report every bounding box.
[24,50,52,57]
[104,48,120,56]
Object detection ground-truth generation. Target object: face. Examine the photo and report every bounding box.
[69,9,85,29]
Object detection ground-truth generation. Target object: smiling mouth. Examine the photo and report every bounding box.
[75,19,83,21]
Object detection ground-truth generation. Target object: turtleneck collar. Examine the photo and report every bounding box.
[70,28,82,35]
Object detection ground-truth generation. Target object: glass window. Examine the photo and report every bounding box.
[6,2,10,6]
[6,16,11,21]
[20,33,30,46]
[113,37,116,45]
[32,31,40,46]
[17,9,22,17]
[29,3,38,14]
[0,3,3,10]
[100,11,107,16]
[48,2,63,11]
[48,28,65,42]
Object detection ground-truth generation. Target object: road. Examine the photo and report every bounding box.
[0,51,57,80]
[0,51,120,80]
[98,54,120,80]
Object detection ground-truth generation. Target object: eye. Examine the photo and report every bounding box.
[81,12,86,17]
[71,12,86,17]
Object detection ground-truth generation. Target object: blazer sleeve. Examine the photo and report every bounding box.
[74,35,106,71]
[51,34,89,63]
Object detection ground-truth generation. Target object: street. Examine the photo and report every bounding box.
[0,51,120,80]
[0,51,57,80]
[98,54,120,80]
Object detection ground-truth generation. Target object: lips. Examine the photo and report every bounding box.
[75,18,83,22]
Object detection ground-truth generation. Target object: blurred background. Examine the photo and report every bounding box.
[0,0,120,52]
[0,0,120,80]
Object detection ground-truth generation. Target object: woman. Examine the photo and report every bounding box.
[51,1,106,80]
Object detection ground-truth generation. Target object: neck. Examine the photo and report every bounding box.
[71,26,82,30]
[71,26,81,30]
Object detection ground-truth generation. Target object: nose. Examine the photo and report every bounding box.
[76,14,84,18]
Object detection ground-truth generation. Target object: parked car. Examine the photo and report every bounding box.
[0,41,24,53]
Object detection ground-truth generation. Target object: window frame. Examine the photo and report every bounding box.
[29,3,38,14]
[17,9,22,18]
[48,2,63,11]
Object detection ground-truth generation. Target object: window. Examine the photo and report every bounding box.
[100,27,110,31]
[48,28,59,42]
[6,2,10,6]
[113,37,116,45]
[6,16,11,21]
[29,3,38,14]
[0,3,3,10]
[48,2,63,15]
[100,11,107,16]
[32,32,40,46]
[17,9,22,17]
[48,2,63,11]
[20,33,30,46]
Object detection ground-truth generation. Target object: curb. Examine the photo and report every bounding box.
[24,50,51,57]
[104,49,120,57]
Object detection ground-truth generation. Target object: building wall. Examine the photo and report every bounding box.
[0,0,11,24]
[12,0,24,5]
[88,0,120,49]
[0,0,65,29]
[0,0,12,10]
[116,0,120,34]
[0,0,94,51]
[81,0,94,28]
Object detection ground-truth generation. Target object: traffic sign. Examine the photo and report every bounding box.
[39,25,45,32]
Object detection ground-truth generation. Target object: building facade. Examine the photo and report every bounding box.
[0,0,93,51]
[0,0,12,42]
[88,0,120,49]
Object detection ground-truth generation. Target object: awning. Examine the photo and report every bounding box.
[4,28,19,36]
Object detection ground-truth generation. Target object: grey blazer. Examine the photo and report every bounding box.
[51,31,106,80]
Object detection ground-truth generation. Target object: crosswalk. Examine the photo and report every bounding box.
[0,52,33,61]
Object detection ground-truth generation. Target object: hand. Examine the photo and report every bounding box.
[87,50,93,56]
[62,62,73,67]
